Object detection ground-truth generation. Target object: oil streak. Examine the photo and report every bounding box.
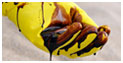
[41,2,45,27]
[41,26,61,61]
[16,3,26,32]
[50,52,52,61]
[17,7,22,32]
[59,31,97,53]
[70,31,108,56]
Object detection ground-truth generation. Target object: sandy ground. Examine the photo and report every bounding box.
[2,2,121,61]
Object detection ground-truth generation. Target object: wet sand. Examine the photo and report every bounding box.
[2,2,121,61]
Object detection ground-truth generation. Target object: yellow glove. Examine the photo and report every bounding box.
[2,2,111,60]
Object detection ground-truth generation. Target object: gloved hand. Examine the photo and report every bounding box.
[41,3,111,60]
[2,2,111,60]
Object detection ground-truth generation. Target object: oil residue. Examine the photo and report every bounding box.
[50,52,52,61]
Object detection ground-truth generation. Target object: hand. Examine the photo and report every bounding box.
[41,4,111,58]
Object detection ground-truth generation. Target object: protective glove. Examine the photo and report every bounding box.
[2,2,111,60]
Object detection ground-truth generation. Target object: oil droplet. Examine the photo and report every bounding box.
[94,53,96,55]
[19,29,21,32]
[50,52,52,61]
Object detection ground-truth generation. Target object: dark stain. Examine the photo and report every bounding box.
[41,26,62,61]
[70,31,108,56]
[94,53,96,55]
[16,3,26,32]
[49,3,52,6]
[70,7,82,24]
[70,8,76,23]
[41,2,45,27]
[57,8,85,52]
[41,22,82,60]
[57,49,60,55]
[49,2,72,27]
[59,25,97,53]
[14,2,18,5]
